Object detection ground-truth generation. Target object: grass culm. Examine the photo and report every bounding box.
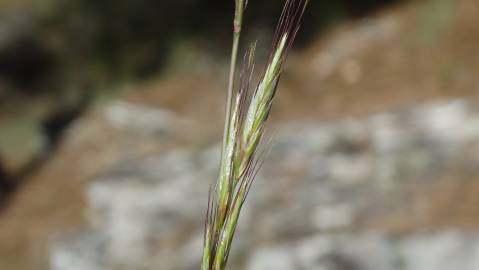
[201,1,309,270]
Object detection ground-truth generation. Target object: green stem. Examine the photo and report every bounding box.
[204,2,245,270]
[217,0,245,233]
[222,0,244,155]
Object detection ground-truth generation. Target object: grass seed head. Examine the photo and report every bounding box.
[202,1,308,269]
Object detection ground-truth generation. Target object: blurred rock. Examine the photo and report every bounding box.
[102,101,185,138]
[247,232,479,270]
[50,100,479,270]
[50,230,106,270]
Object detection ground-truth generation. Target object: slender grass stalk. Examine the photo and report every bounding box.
[217,0,246,247]
[202,1,308,269]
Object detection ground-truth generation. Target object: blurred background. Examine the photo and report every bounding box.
[0,0,479,269]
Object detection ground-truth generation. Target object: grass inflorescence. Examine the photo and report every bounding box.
[201,1,308,269]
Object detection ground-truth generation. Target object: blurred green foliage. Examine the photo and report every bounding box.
[0,0,401,90]
[417,0,456,43]
[0,0,400,184]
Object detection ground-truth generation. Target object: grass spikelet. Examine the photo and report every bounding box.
[201,1,308,269]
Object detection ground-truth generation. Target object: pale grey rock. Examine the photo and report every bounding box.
[103,101,186,137]
[248,232,479,270]
[87,150,216,269]
[247,245,297,270]
[400,233,479,270]
[311,203,355,230]
[50,230,106,270]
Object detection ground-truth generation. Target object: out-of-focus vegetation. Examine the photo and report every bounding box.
[0,0,400,175]
[0,0,400,92]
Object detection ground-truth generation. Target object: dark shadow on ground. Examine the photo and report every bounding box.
[0,91,92,211]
